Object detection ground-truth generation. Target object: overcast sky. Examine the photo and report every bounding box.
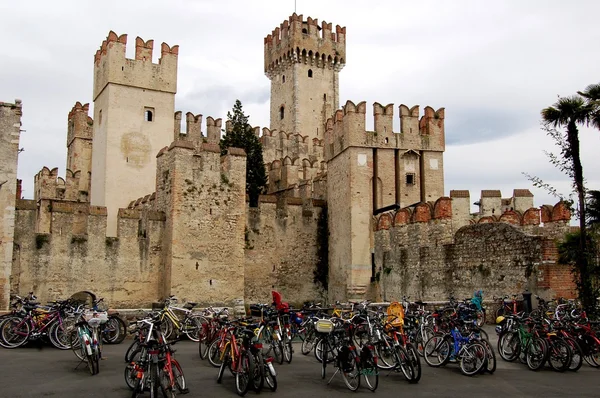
[1,0,599,217]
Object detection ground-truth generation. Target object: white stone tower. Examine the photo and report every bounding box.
[91,32,178,235]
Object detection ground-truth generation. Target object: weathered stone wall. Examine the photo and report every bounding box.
[0,100,22,310]
[244,196,326,305]
[13,203,165,307]
[376,214,573,302]
[155,142,247,309]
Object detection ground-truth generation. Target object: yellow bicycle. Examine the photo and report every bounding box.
[157,296,203,342]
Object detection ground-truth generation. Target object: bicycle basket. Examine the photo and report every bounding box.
[315,319,334,333]
[83,310,109,324]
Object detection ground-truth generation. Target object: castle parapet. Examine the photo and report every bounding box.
[67,102,93,145]
[264,13,346,77]
[324,101,445,160]
[93,31,178,100]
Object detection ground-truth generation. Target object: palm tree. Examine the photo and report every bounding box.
[578,83,600,130]
[541,95,595,308]
[587,190,600,229]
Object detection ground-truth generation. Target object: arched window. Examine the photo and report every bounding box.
[280,106,285,120]
[302,28,308,34]
[308,69,313,78]
[282,75,286,83]
[144,108,154,122]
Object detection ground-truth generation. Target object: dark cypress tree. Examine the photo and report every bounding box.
[220,100,268,207]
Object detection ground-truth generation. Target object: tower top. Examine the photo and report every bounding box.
[264,13,346,77]
[93,31,179,100]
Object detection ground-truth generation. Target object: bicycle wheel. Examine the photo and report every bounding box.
[235,351,251,397]
[476,310,486,327]
[547,338,572,372]
[498,331,519,362]
[49,321,70,349]
[208,338,224,368]
[69,329,83,361]
[283,339,293,364]
[125,339,142,363]
[423,335,451,367]
[459,342,486,376]
[1,316,30,348]
[124,349,141,389]
[102,316,127,344]
[250,351,264,392]
[171,359,188,393]
[374,341,396,370]
[217,352,229,384]
[415,327,434,357]
[183,316,203,342]
[301,329,315,355]
[149,362,159,398]
[526,337,547,371]
[86,352,95,376]
[273,340,283,365]
[406,343,421,383]
[321,339,328,379]
[340,355,361,391]
[159,366,175,398]
[92,350,100,375]
[161,318,174,341]
[563,337,582,372]
[198,319,210,359]
[480,339,497,374]
[265,362,277,391]
[361,346,379,391]
[396,345,416,381]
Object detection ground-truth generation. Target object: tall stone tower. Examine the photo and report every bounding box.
[91,32,178,236]
[265,14,346,141]
[324,102,445,301]
[0,99,22,310]
[66,102,93,199]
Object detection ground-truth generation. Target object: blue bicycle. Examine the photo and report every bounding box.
[423,326,487,376]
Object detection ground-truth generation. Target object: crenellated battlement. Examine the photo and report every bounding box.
[260,127,324,166]
[93,31,178,100]
[324,101,445,161]
[67,102,93,146]
[266,156,326,194]
[34,167,86,203]
[173,111,206,143]
[264,13,346,77]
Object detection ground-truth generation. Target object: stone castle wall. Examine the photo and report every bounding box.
[374,199,575,302]
[13,202,165,308]
[244,196,326,305]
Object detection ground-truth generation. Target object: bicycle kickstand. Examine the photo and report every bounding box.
[327,368,339,385]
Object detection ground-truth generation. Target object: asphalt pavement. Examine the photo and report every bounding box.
[0,329,598,398]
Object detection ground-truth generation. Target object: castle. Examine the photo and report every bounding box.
[0,13,575,310]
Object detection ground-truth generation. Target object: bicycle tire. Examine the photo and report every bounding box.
[459,342,486,376]
[92,351,100,375]
[198,318,210,359]
[124,350,141,390]
[161,318,174,341]
[361,346,379,391]
[498,331,519,362]
[250,351,265,392]
[171,359,188,393]
[125,339,142,363]
[265,363,277,391]
[406,343,421,383]
[208,338,224,368]
[480,338,497,374]
[131,375,144,398]
[321,339,328,379]
[374,342,396,370]
[547,337,572,372]
[159,366,175,398]
[423,335,450,367]
[103,316,127,344]
[340,354,360,391]
[526,337,547,371]
[217,353,228,384]
[1,316,30,348]
[86,353,95,376]
[183,316,203,342]
[149,362,159,398]
[70,330,85,361]
[283,340,293,364]
[273,341,283,365]
[301,330,315,355]
[0,317,13,348]
[49,321,70,350]
[564,337,582,372]
[397,345,416,381]
[235,351,251,397]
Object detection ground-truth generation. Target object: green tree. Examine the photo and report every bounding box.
[220,100,267,207]
[587,190,600,229]
[540,94,596,309]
